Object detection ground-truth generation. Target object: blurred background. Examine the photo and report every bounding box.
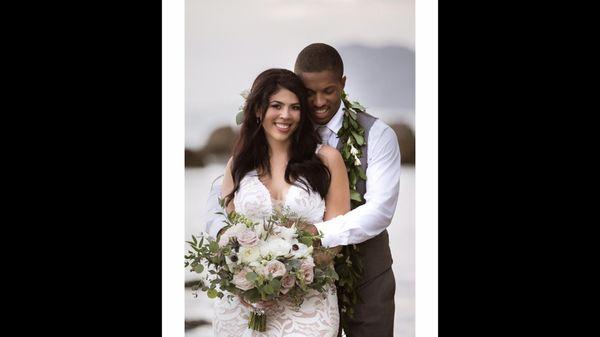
[184,0,414,336]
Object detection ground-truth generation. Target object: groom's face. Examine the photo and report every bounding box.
[298,70,346,125]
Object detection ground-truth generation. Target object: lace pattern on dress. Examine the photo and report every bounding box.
[216,170,336,336]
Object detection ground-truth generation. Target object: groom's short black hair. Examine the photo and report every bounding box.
[294,43,344,79]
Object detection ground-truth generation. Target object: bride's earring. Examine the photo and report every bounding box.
[256,117,261,125]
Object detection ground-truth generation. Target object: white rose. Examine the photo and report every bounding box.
[230,223,248,235]
[239,245,261,264]
[218,231,232,247]
[260,238,292,258]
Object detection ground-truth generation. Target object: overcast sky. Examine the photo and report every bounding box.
[185,0,414,148]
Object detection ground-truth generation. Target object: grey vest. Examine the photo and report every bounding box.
[336,112,393,284]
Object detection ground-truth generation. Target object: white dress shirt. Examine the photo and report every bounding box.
[205,175,225,239]
[313,107,401,248]
[205,107,401,246]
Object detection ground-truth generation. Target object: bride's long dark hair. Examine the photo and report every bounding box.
[225,68,330,206]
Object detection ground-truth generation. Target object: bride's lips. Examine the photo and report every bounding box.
[274,122,292,133]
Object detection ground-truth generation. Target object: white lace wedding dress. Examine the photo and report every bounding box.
[212,166,339,336]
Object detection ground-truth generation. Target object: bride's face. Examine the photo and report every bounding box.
[260,88,302,144]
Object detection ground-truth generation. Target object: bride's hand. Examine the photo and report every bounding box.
[295,221,319,236]
[313,246,342,266]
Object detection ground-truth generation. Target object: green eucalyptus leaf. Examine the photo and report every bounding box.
[207,288,218,299]
[357,167,367,180]
[209,241,219,253]
[341,146,350,160]
[235,110,244,125]
[270,278,281,291]
[349,169,357,188]
[349,190,362,202]
[263,284,274,295]
[245,272,258,282]
[348,109,357,120]
[194,264,204,274]
[351,101,365,111]
[351,131,364,146]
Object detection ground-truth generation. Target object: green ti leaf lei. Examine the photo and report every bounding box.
[338,90,367,208]
[333,90,367,331]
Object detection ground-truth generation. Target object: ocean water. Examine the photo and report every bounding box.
[185,164,414,337]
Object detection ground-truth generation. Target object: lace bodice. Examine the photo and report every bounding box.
[233,170,326,224]
[214,146,338,337]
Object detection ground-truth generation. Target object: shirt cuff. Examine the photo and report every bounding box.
[207,219,226,239]
[314,215,346,247]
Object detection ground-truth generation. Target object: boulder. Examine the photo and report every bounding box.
[185,126,238,167]
[185,149,205,167]
[389,123,415,165]
[202,126,237,156]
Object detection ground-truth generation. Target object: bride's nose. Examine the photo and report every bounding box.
[279,106,292,118]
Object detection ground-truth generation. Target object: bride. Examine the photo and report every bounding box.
[213,68,350,336]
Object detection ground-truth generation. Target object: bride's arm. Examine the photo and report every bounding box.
[313,145,350,262]
[320,146,351,221]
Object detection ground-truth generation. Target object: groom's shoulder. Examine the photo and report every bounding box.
[359,111,393,134]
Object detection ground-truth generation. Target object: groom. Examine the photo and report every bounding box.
[293,43,400,337]
[205,43,401,337]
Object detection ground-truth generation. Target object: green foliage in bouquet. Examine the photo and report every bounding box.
[185,203,340,331]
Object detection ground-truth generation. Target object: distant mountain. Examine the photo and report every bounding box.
[338,45,414,111]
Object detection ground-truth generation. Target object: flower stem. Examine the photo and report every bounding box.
[248,311,267,332]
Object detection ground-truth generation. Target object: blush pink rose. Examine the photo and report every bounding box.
[280,274,295,294]
[232,267,255,291]
[237,229,259,247]
[299,258,315,284]
[262,260,286,278]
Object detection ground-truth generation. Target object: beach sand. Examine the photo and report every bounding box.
[185,164,414,337]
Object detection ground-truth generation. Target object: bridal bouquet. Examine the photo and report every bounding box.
[185,205,339,332]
